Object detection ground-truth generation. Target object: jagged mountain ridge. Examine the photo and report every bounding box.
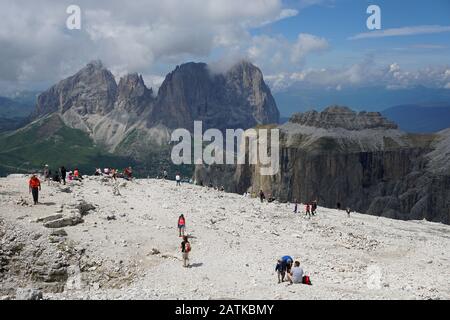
[33,60,279,154]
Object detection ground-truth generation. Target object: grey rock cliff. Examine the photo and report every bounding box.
[195,107,450,224]
[149,61,279,131]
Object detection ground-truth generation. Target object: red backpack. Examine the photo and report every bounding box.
[302,275,312,285]
[185,242,191,252]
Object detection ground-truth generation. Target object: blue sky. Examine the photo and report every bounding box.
[257,0,450,69]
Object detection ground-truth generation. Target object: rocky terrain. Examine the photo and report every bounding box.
[195,106,450,224]
[0,174,449,300]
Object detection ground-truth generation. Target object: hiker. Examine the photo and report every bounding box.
[103,167,110,175]
[59,166,67,185]
[287,261,304,285]
[305,203,311,218]
[163,169,168,180]
[293,199,298,213]
[175,173,181,186]
[181,235,191,268]
[111,168,117,181]
[178,214,186,237]
[124,167,133,181]
[311,200,317,215]
[29,174,41,205]
[275,259,285,283]
[346,207,351,217]
[259,190,265,203]
[279,256,293,282]
[94,168,101,176]
[73,168,83,181]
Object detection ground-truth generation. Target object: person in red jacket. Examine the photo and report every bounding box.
[178,214,186,237]
[29,174,41,205]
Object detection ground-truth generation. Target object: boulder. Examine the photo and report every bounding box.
[36,213,63,223]
[43,215,83,228]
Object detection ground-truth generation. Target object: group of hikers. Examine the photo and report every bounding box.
[29,165,82,205]
[293,199,318,217]
[177,214,191,268]
[275,256,311,285]
[94,167,133,181]
[28,164,135,205]
[258,190,276,203]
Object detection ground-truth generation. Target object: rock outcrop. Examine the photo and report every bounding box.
[195,106,450,224]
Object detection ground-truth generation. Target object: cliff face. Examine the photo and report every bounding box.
[194,107,450,224]
[149,61,279,131]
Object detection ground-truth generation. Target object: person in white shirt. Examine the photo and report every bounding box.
[175,173,181,186]
[288,261,304,284]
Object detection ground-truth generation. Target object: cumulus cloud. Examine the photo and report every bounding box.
[265,59,450,92]
[246,33,329,75]
[0,0,298,88]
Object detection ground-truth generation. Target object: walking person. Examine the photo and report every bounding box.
[178,214,186,237]
[293,199,298,213]
[29,174,41,205]
[175,173,181,186]
[181,236,191,268]
[305,203,311,218]
[259,190,265,203]
[311,200,317,216]
[59,166,67,185]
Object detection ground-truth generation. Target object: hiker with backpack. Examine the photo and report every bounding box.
[279,255,293,282]
[29,174,41,205]
[181,235,191,268]
[178,214,186,237]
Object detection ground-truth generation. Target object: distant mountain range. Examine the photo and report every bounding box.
[382,103,450,133]
[274,85,450,115]
[0,60,279,176]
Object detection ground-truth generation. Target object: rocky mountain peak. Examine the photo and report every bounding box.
[34,60,117,118]
[116,73,154,114]
[289,105,398,130]
[150,60,279,131]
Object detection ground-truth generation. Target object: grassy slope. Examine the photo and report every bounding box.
[0,114,133,176]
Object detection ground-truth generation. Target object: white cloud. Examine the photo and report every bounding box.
[246,33,330,75]
[265,59,450,92]
[350,25,450,40]
[0,0,297,86]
